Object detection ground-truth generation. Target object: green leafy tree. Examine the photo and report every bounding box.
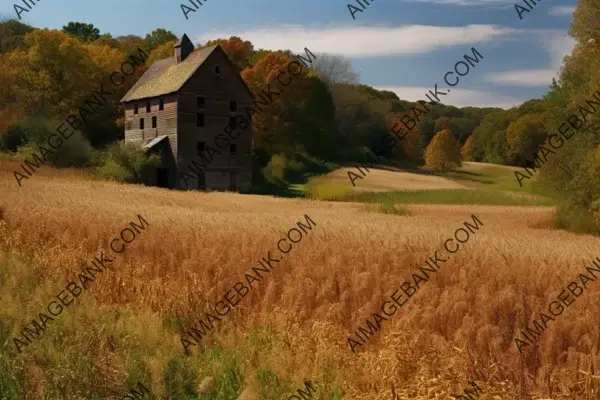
[62,22,100,42]
[145,28,177,51]
[471,109,517,163]
[0,18,33,54]
[419,117,436,151]
[506,113,547,164]
[538,0,600,232]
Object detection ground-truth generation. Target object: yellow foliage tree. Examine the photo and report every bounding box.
[425,129,462,171]
[147,40,177,66]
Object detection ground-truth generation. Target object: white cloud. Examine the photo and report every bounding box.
[196,25,521,58]
[543,33,576,67]
[483,31,575,87]
[374,86,524,109]
[549,6,576,16]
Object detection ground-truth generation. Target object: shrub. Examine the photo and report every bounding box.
[12,117,94,167]
[0,124,27,152]
[98,141,161,183]
[263,153,287,183]
[53,130,94,168]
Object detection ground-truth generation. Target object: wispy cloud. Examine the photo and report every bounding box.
[374,86,524,109]
[549,6,576,16]
[483,31,575,87]
[196,24,522,58]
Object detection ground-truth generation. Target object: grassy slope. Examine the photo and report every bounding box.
[302,162,555,207]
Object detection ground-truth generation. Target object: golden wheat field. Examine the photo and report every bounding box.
[1,160,600,400]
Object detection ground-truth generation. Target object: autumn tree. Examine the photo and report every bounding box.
[461,135,476,161]
[384,113,422,164]
[147,40,177,65]
[116,34,147,58]
[3,30,100,116]
[202,36,254,72]
[62,22,100,42]
[425,129,462,171]
[97,33,120,48]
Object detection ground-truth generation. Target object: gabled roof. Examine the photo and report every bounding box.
[121,42,255,103]
[143,135,169,150]
[120,45,219,103]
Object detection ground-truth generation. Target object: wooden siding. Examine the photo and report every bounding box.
[177,48,253,190]
[123,93,179,159]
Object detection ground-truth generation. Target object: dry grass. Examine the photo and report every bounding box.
[458,161,525,173]
[1,161,600,399]
[321,167,470,192]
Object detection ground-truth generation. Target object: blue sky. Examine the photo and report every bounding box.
[2,0,577,109]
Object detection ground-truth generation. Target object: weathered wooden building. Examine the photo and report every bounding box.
[120,34,253,191]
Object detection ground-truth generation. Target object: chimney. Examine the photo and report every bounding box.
[174,33,194,63]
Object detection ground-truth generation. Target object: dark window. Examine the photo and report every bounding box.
[139,118,144,129]
[229,171,236,190]
[159,98,164,111]
[197,113,205,127]
[152,116,157,128]
[146,100,151,113]
[197,142,205,155]
[229,144,236,155]
[197,96,205,108]
[214,65,220,74]
[229,116,236,129]
[134,104,138,114]
[230,100,237,112]
[198,173,206,189]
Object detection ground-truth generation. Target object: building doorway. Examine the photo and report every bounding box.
[156,168,169,188]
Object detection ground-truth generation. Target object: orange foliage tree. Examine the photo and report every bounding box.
[425,129,462,171]
[385,113,422,164]
[202,36,254,72]
[461,135,476,161]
